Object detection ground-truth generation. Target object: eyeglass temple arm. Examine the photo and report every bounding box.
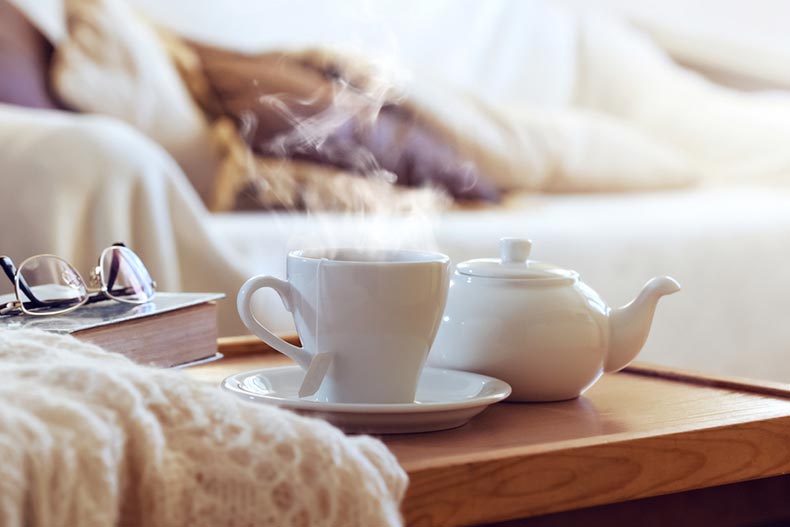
[0,256,47,308]
[0,257,15,284]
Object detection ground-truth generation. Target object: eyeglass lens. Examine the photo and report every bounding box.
[17,256,88,315]
[100,246,155,303]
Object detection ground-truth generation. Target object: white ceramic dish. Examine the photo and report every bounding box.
[222,366,511,434]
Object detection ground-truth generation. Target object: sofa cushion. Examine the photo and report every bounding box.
[0,0,62,109]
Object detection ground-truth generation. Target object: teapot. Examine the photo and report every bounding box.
[427,238,680,401]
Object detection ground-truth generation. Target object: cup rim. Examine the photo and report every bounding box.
[289,248,450,265]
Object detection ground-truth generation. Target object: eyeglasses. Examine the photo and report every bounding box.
[0,243,156,316]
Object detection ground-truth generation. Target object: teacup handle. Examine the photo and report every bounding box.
[237,275,313,369]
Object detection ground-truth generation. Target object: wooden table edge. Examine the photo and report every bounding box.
[626,361,790,399]
[212,336,790,526]
[216,334,300,356]
[402,413,790,525]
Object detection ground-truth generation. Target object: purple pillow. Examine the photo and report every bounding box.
[281,104,502,202]
[0,0,63,109]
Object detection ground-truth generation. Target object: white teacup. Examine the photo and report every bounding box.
[237,248,451,404]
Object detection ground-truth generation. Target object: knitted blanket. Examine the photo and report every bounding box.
[0,329,407,527]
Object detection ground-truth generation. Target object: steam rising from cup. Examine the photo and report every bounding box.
[230,47,465,254]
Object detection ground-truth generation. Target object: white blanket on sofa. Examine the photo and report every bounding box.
[0,105,255,334]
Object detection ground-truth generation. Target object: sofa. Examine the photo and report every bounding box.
[3,0,790,383]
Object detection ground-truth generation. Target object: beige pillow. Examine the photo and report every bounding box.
[51,0,219,204]
[405,76,698,192]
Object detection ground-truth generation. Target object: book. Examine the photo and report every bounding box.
[0,292,224,367]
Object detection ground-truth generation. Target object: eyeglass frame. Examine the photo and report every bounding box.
[0,243,157,316]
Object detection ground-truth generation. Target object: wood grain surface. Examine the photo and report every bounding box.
[387,373,790,526]
[188,338,790,527]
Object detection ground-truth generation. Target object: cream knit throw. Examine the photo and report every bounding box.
[0,329,407,527]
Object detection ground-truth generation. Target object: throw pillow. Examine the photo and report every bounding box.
[50,0,220,205]
[0,0,62,109]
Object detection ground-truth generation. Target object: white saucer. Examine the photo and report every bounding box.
[222,366,511,434]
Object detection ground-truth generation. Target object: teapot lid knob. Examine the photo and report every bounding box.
[458,237,574,279]
[500,238,532,264]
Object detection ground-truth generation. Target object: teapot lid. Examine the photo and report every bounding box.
[456,238,577,280]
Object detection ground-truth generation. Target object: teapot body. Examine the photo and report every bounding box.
[428,273,610,401]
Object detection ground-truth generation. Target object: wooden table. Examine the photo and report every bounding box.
[189,337,790,526]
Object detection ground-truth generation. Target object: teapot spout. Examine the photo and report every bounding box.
[605,276,680,373]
